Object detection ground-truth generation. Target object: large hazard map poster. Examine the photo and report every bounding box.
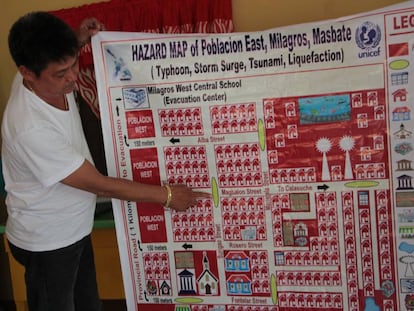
[92,1,414,310]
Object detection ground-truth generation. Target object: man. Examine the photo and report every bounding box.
[2,12,210,311]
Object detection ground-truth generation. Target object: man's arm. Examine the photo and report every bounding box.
[61,160,210,211]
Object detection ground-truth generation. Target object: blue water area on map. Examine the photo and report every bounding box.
[299,94,351,124]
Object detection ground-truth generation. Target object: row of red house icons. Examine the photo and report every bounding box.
[352,91,379,107]
[160,122,204,136]
[360,204,393,295]
[251,281,270,294]
[171,200,212,212]
[315,192,338,207]
[368,196,393,290]
[164,146,207,161]
[211,118,257,135]
[158,107,202,123]
[341,195,359,310]
[217,158,261,173]
[222,211,266,226]
[246,263,269,281]
[165,160,209,175]
[217,172,263,187]
[210,103,256,120]
[307,236,339,251]
[316,206,338,223]
[215,143,260,160]
[263,100,295,117]
[142,252,169,267]
[172,227,215,242]
[354,163,386,179]
[269,167,317,184]
[166,174,210,188]
[271,209,284,247]
[277,292,343,309]
[270,193,290,209]
[276,270,341,287]
[221,196,265,212]
[358,206,375,297]
[171,212,214,228]
[144,265,171,281]
[281,250,340,266]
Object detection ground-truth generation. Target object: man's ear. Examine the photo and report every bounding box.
[18,65,36,82]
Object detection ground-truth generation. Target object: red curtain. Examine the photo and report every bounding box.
[50,0,234,118]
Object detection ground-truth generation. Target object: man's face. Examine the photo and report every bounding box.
[24,55,79,100]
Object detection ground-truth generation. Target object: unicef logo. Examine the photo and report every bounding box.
[355,21,381,50]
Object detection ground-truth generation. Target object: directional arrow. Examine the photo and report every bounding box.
[115,98,122,116]
[170,137,180,144]
[317,184,329,191]
[124,135,130,147]
[143,291,149,302]
[137,240,143,251]
[182,243,193,250]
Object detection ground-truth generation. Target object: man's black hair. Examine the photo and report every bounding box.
[8,11,79,77]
